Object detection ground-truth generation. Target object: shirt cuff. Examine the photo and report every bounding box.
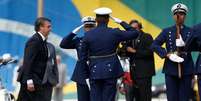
[27,79,33,85]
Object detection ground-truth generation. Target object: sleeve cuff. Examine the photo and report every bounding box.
[27,79,33,84]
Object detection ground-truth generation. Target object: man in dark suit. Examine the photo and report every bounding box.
[60,16,96,101]
[81,7,139,101]
[17,17,54,101]
[124,20,155,101]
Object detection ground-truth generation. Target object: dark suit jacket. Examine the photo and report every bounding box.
[17,33,48,85]
[42,42,58,86]
[126,32,155,78]
[119,22,155,78]
[60,33,89,84]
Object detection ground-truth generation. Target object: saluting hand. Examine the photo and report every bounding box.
[110,16,122,24]
[72,24,84,34]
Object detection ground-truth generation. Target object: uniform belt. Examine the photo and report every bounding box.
[171,51,188,55]
[89,52,117,59]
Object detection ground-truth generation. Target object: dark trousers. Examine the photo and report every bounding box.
[76,83,90,101]
[124,84,135,101]
[17,83,53,101]
[132,77,152,101]
[165,74,192,101]
[90,78,117,101]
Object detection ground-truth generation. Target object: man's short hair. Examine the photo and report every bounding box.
[129,20,142,29]
[95,14,109,23]
[34,17,51,32]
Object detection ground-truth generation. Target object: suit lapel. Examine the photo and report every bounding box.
[35,33,49,58]
[35,33,44,42]
[133,32,143,48]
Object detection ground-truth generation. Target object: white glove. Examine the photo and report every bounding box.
[117,78,122,85]
[110,16,122,24]
[72,24,84,34]
[169,54,184,63]
[86,79,90,90]
[176,35,185,47]
[2,53,11,62]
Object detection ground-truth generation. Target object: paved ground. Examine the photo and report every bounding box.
[56,99,167,101]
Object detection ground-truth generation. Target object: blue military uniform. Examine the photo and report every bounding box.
[151,25,194,101]
[193,23,201,73]
[60,33,90,101]
[185,23,201,98]
[60,16,96,101]
[82,16,139,101]
[151,3,195,100]
[60,33,89,84]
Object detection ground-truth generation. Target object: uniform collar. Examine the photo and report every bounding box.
[38,32,46,41]
[97,22,108,27]
[174,24,185,29]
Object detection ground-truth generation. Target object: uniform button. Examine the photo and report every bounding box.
[170,42,172,44]
[109,69,112,71]
[188,32,190,34]
[169,35,171,37]
[93,70,95,73]
[137,40,140,42]
[94,65,96,68]
[169,31,171,34]
[169,39,171,41]
[200,64,201,67]
[107,64,111,67]
[87,61,89,64]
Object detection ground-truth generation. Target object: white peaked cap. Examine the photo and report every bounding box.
[81,16,96,24]
[171,3,188,14]
[94,7,112,15]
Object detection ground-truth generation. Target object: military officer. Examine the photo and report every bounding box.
[185,23,201,98]
[151,3,194,101]
[81,7,139,101]
[60,16,96,101]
